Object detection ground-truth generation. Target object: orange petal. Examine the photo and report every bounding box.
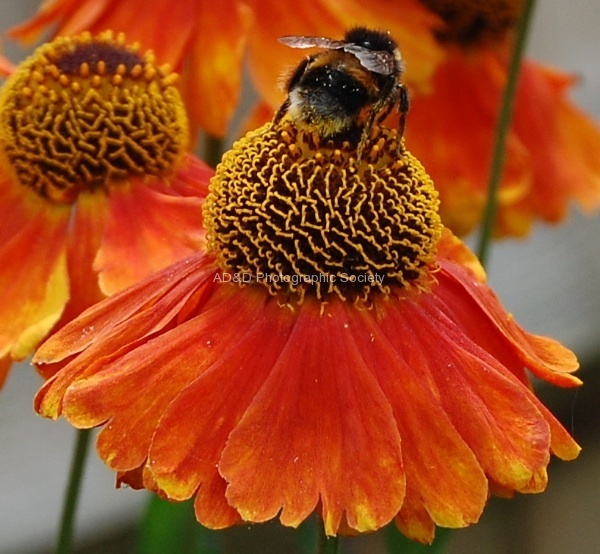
[0,54,15,76]
[406,46,532,237]
[34,254,218,417]
[59,284,251,471]
[350,303,488,532]
[10,0,111,43]
[0,191,70,365]
[246,0,346,108]
[95,166,207,295]
[180,1,252,137]
[398,302,551,492]
[220,298,405,535]
[436,261,581,387]
[56,192,108,326]
[148,289,292,528]
[510,60,600,223]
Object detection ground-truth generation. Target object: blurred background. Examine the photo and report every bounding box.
[0,1,598,552]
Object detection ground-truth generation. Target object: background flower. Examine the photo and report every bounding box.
[0,32,211,384]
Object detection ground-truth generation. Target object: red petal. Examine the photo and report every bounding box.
[34,254,217,418]
[437,261,580,387]
[390,296,554,492]
[220,298,405,535]
[148,289,292,528]
[59,283,257,471]
[95,167,206,295]
[350,302,489,531]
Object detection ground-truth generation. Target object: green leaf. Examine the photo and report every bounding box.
[136,496,223,554]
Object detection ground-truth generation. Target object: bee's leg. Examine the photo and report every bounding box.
[273,97,291,125]
[398,84,410,139]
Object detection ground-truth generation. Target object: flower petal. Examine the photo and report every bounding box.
[220,298,405,535]
[34,254,217,417]
[350,302,488,533]
[180,1,252,137]
[0,189,70,365]
[148,289,293,528]
[436,260,580,387]
[95,162,207,295]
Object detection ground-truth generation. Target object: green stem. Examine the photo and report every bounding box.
[476,0,537,266]
[55,428,92,554]
[203,134,226,169]
[317,521,340,554]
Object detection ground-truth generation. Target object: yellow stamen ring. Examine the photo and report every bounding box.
[204,122,442,304]
[0,31,188,203]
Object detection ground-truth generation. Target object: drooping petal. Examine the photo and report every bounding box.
[58,193,108,327]
[59,284,253,471]
[435,260,580,387]
[95,159,208,295]
[148,289,294,528]
[406,45,531,237]
[397,303,551,492]
[0,185,70,365]
[220,298,405,535]
[349,302,488,536]
[508,60,600,225]
[34,253,218,417]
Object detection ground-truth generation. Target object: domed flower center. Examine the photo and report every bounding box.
[203,122,442,305]
[0,31,188,204]
[419,0,523,44]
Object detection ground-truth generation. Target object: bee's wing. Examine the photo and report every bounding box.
[278,35,346,50]
[343,44,396,75]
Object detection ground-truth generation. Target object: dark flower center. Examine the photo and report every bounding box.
[419,0,523,44]
[203,122,442,305]
[0,31,188,204]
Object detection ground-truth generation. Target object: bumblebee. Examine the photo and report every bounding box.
[274,27,409,157]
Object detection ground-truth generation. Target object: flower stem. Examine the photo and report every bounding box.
[317,521,339,554]
[55,428,92,554]
[476,0,537,266]
[203,134,226,169]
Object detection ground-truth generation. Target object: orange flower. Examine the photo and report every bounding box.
[238,0,600,237]
[34,121,580,543]
[10,0,443,138]
[406,0,600,236]
[0,32,212,385]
